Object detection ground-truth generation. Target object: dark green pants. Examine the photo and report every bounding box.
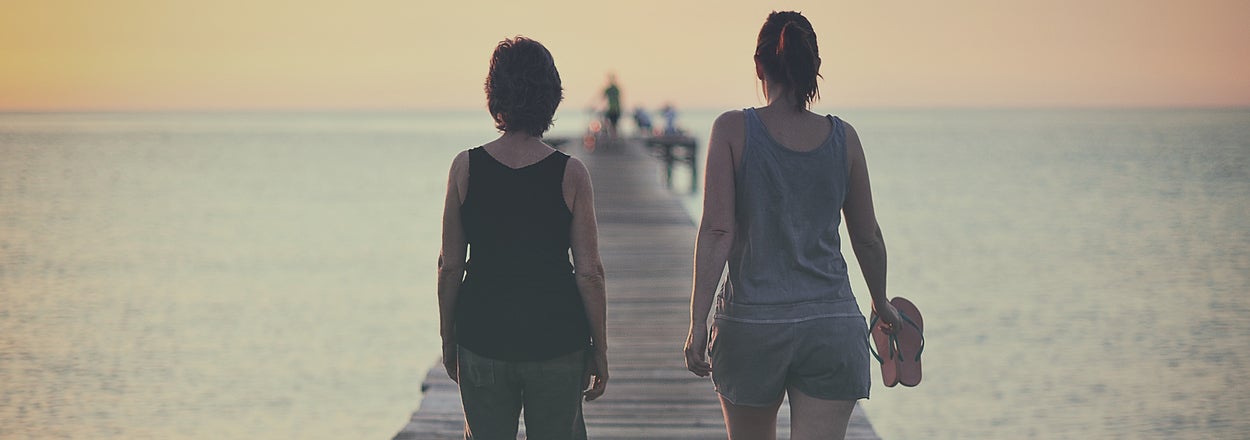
[457,346,588,440]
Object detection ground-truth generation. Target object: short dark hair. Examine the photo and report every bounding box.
[755,11,822,109]
[484,37,564,137]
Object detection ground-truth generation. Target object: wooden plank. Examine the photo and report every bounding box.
[392,141,881,440]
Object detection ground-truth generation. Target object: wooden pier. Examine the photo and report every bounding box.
[393,139,881,439]
[642,134,699,194]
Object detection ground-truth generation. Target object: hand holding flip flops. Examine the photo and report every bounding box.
[869,297,924,387]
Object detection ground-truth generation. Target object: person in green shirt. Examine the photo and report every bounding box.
[602,74,621,140]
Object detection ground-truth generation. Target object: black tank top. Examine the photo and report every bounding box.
[455,146,590,361]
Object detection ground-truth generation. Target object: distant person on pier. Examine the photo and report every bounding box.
[660,102,682,135]
[684,11,903,440]
[437,36,609,439]
[633,107,654,137]
[602,73,622,140]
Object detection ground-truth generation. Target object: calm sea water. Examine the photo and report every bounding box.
[2,108,1248,439]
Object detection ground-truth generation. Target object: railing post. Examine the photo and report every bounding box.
[689,143,698,194]
[664,144,675,189]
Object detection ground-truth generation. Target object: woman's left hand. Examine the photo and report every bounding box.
[584,348,609,401]
[683,326,712,377]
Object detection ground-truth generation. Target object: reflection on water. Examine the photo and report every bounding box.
[0,112,494,439]
[2,109,1249,439]
[845,108,1250,439]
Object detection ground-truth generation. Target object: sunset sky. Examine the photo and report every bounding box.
[2,0,1248,111]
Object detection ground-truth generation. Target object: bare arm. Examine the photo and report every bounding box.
[842,123,901,329]
[685,111,743,377]
[565,157,609,401]
[436,151,470,381]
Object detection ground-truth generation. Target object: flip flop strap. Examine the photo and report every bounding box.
[898,311,926,362]
[866,315,899,364]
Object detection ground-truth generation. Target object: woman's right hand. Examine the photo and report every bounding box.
[442,341,458,383]
[683,326,712,377]
[584,348,609,401]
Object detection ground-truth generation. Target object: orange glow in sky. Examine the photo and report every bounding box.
[2,0,1248,110]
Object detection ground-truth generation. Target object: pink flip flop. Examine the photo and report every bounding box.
[891,297,925,387]
[868,309,900,388]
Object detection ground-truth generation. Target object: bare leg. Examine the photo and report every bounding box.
[788,387,855,440]
[720,394,783,440]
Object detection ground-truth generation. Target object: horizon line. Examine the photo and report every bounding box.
[3,103,1250,114]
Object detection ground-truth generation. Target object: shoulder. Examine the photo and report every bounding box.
[563,155,592,185]
[450,149,472,172]
[710,109,745,146]
[562,156,594,208]
[836,118,865,161]
[837,118,859,140]
[842,119,861,145]
[448,149,474,187]
[710,110,747,146]
[712,110,746,132]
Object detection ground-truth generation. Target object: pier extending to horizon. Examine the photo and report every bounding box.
[392,138,880,439]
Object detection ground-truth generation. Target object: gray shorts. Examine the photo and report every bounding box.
[709,316,871,406]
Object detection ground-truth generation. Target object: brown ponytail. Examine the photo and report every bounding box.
[755,11,822,109]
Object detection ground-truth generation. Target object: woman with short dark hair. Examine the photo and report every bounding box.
[684,11,903,439]
[437,36,608,439]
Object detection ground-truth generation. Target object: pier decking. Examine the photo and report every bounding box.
[393,139,881,439]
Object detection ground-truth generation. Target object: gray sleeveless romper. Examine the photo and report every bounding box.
[708,108,872,405]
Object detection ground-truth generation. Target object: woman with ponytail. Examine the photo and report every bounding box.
[684,11,902,439]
